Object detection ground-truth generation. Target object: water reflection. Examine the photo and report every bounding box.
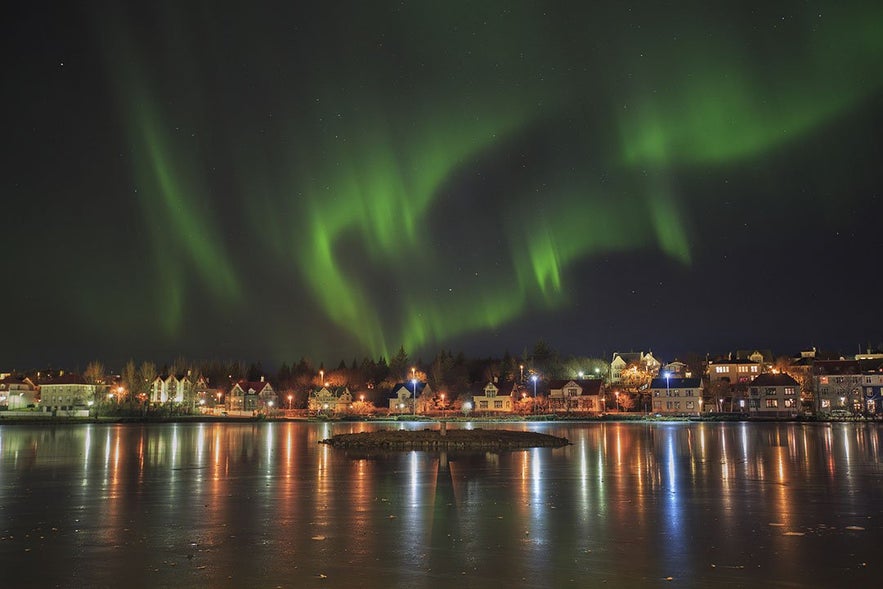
[0,422,880,588]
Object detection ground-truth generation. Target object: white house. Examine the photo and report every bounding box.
[649,377,703,415]
[548,379,603,413]
[471,380,516,413]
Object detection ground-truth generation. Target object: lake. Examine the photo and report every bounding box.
[0,421,880,588]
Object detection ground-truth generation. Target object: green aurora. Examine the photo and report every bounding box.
[46,1,883,362]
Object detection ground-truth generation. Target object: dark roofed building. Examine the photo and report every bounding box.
[749,373,800,417]
[649,377,703,415]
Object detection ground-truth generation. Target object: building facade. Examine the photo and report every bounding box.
[748,373,800,417]
[649,377,703,415]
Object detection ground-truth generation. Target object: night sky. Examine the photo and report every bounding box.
[4,1,882,369]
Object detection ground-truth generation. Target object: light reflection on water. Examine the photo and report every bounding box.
[0,421,881,588]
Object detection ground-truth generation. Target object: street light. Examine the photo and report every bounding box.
[411,378,418,416]
[440,393,446,418]
[288,394,293,410]
[578,371,584,379]
[531,374,538,413]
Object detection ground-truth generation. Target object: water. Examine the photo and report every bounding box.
[1,421,880,588]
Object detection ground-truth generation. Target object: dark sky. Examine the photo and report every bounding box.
[3,1,882,370]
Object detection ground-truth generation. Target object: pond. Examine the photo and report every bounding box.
[0,421,880,588]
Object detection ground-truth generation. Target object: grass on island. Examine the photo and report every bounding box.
[319,428,569,450]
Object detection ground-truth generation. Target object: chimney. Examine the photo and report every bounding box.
[260,375,265,382]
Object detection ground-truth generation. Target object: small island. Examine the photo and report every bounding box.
[319,427,570,450]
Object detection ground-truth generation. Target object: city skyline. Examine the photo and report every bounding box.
[4,1,882,369]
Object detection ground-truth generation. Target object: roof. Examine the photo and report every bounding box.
[0,376,37,389]
[735,349,773,362]
[750,373,799,387]
[650,377,702,389]
[234,380,272,394]
[390,381,428,398]
[613,352,642,363]
[471,381,519,397]
[548,379,603,394]
[37,374,88,386]
[814,360,860,375]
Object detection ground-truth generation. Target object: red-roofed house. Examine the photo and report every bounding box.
[228,378,277,412]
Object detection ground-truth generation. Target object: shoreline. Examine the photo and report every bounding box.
[0,413,877,426]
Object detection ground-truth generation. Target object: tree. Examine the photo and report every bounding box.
[389,346,409,380]
[84,361,107,404]
[138,361,157,403]
[121,360,138,402]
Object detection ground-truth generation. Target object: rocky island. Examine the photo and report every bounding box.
[319,427,570,450]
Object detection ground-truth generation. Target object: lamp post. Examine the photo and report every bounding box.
[531,374,538,414]
[615,391,620,412]
[288,394,293,410]
[520,365,524,383]
[411,378,418,416]
[440,393,446,419]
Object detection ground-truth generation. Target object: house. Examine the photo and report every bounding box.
[649,377,703,415]
[735,349,774,367]
[308,386,354,413]
[813,360,862,414]
[706,356,762,384]
[661,360,690,378]
[859,363,883,416]
[748,373,800,417]
[37,374,94,412]
[0,375,39,410]
[814,359,883,415]
[610,351,661,383]
[471,380,516,413]
[547,379,603,413]
[228,378,277,412]
[150,373,199,404]
[389,381,432,414]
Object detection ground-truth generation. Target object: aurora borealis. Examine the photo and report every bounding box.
[4,1,883,367]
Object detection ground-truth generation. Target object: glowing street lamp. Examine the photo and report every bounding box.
[531,374,538,413]
[411,378,418,416]
[440,393,446,418]
[288,394,293,410]
[578,371,584,379]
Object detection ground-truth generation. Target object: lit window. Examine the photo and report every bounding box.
[765,399,779,408]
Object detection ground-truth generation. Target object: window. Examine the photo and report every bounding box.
[566,387,578,397]
[666,401,673,409]
[654,401,661,410]
[784,387,795,396]
[765,399,779,408]
[494,400,503,409]
[738,366,749,373]
[750,366,759,373]
[821,399,830,408]
[686,390,693,396]
[674,402,680,410]
[765,388,776,396]
[686,401,694,410]
[820,376,829,385]
[479,401,488,409]
[784,399,796,408]
[715,366,728,373]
